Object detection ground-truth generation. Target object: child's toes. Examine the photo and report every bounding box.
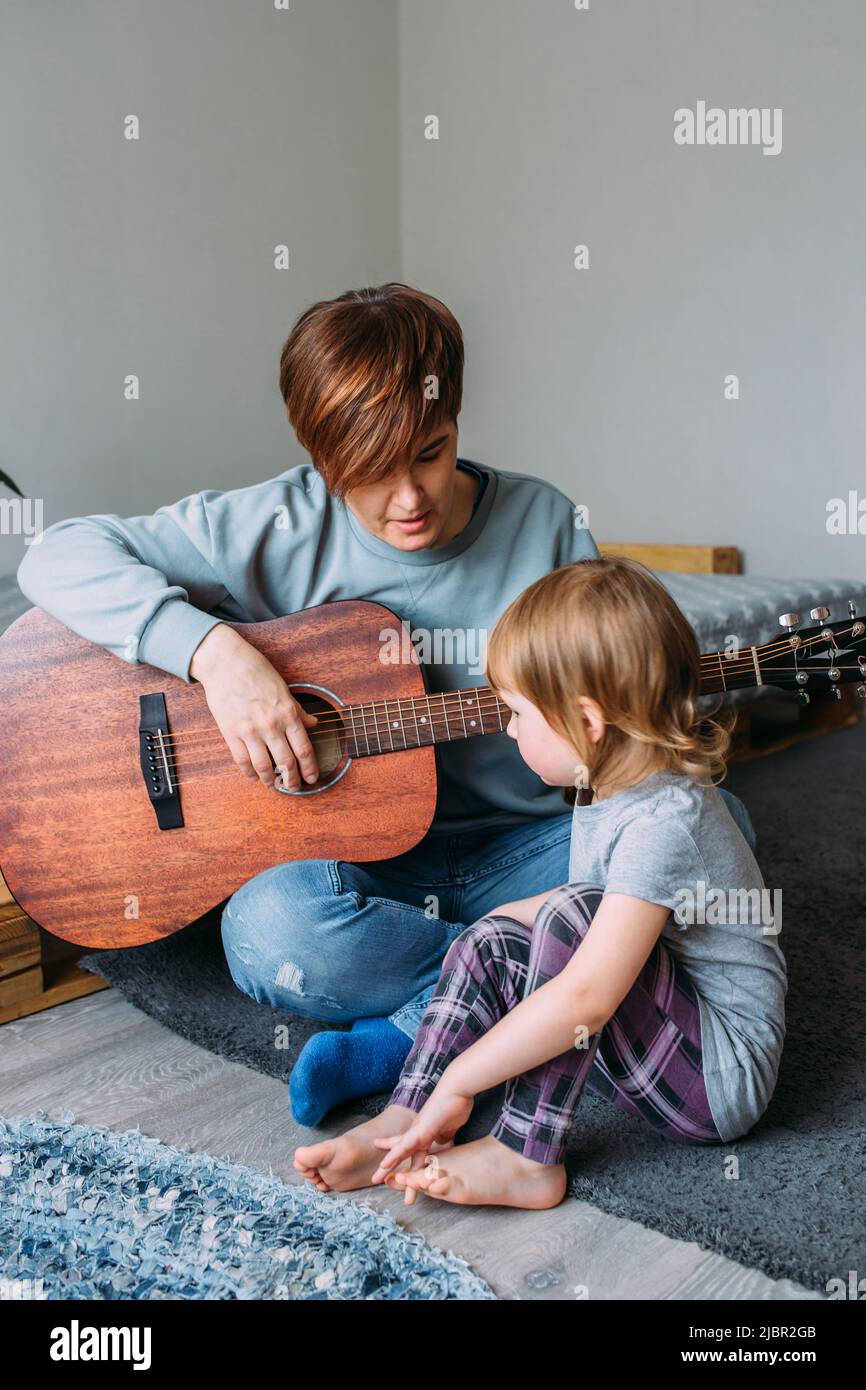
[299,1170,330,1191]
[400,1167,436,1192]
[383,1173,418,1205]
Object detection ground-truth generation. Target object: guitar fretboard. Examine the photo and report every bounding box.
[334,610,866,758]
[338,687,507,758]
[336,657,747,758]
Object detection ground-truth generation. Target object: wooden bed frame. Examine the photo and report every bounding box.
[1,542,861,1024]
[598,541,741,575]
[0,876,109,1024]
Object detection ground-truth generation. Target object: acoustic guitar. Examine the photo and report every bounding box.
[0,598,863,949]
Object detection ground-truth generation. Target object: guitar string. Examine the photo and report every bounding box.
[147,693,512,768]
[137,620,862,755]
[145,661,866,786]
[147,711,500,767]
[145,691,512,750]
[144,634,866,760]
[145,616,864,754]
[143,623,864,755]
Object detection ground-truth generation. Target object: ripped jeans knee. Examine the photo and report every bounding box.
[219,896,350,1021]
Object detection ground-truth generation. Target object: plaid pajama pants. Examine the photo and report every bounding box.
[389,882,723,1165]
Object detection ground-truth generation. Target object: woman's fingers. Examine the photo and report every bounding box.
[244,733,281,788]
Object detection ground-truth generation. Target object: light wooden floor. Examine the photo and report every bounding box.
[0,988,821,1302]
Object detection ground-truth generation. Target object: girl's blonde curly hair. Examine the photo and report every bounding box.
[484,555,735,799]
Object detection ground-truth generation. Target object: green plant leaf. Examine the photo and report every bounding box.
[0,469,24,499]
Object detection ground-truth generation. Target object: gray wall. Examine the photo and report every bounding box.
[2,1,863,581]
[399,0,865,580]
[0,0,400,575]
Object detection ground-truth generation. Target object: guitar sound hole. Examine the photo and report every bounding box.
[289,688,346,780]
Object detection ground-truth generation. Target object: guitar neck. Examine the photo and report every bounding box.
[338,648,770,759]
[340,686,507,757]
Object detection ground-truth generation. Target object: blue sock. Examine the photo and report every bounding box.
[289,1016,413,1127]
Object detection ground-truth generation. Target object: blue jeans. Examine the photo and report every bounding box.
[220,789,755,1042]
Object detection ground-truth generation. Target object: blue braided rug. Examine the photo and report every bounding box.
[0,1114,497,1300]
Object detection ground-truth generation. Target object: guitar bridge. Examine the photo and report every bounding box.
[139,693,184,829]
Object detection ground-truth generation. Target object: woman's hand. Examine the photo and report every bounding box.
[370,1083,474,1191]
[189,623,321,789]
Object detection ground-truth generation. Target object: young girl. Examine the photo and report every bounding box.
[294,557,787,1210]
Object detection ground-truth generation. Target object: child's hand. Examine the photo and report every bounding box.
[370,1085,474,1188]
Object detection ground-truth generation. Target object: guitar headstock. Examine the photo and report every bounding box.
[703,599,866,700]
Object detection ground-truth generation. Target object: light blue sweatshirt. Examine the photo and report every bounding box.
[17,457,599,834]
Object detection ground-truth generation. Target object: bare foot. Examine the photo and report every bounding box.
[389,1133,567,1210]
[293,1103,454,1194]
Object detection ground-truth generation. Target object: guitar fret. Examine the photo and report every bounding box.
[439,692,451,739]
[409,695,421,748]
[421,695,433,743]
[464,689,478,733]
[750,647,764,686]
[477,691,486,732]
[383,697,395,750]
[372,701,382,752]
[395,697,408,748]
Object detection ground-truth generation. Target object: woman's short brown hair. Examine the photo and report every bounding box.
[278,282,464,500]
[484,555,735,794]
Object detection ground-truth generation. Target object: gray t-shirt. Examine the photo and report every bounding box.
[568,769,786,1142]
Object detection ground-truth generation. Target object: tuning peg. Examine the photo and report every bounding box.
[849,600,858,618]
[797,690,811,705]
[810,606,831,623]
[779,612,800,631]
[857,685,866,700]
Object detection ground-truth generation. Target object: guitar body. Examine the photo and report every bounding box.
[0,601,436,948]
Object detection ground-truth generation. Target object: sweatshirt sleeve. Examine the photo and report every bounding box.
[16,491,233,683]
